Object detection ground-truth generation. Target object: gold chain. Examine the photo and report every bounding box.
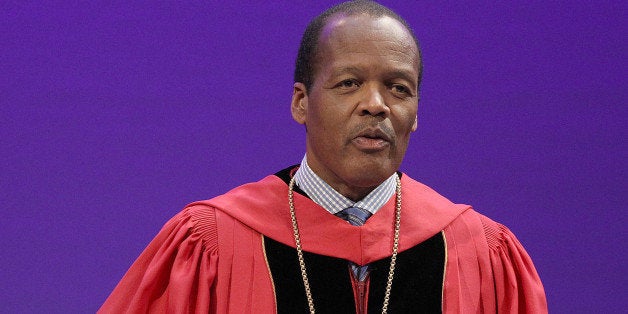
[288,176,402,314]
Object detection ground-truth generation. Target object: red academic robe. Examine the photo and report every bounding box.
[99,172,547,313]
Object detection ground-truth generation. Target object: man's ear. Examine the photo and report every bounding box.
[411,115,418,131]
[291,82,308,125]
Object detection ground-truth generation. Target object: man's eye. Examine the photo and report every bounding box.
[338,80,359,88]
[392,85,408,94]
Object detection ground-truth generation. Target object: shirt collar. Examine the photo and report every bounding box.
[293,155,397,215]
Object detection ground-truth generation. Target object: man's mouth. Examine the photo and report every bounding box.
[351,128,392,151]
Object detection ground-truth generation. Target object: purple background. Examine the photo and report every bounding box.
[1,1,625,312]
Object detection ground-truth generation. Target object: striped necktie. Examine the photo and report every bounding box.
[336,206,372,281]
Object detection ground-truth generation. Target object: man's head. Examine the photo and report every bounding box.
[291,0,421,201]
[294,0,422,93]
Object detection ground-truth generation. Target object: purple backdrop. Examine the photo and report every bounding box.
[1,1,625,312]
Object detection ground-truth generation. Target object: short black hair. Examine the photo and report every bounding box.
[294,0,422,92]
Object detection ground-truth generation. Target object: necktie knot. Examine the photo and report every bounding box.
[336,206,371,226]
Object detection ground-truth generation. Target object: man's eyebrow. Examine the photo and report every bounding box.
[330,66,363,77]
[386,69,418,87]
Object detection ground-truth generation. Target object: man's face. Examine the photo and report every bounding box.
[292,14,420,201]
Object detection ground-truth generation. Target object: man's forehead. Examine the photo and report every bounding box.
[317,14,417,56]
[315,14,419,70]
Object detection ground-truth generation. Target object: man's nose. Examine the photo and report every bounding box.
[358,84,390,118]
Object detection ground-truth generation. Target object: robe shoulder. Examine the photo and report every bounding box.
[98,204,220,313]
[443,209,548,313]
[481,213,548,313]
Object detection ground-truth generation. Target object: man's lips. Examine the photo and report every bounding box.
[351,128,392,151]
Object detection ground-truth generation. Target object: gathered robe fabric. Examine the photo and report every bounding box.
[99,171,547,313]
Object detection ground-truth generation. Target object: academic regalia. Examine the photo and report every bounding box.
[99,168,547,313]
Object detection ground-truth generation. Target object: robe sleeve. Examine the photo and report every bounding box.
[98,205,219,314]
[481,216,548,313]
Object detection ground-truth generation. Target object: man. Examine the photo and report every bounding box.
[100,1,547,313]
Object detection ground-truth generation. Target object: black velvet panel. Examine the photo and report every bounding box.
[264,233,445,313]
[274,165,300,185]
[265,237,355,313]
[367,233,444,313]
[274,165,308,196]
